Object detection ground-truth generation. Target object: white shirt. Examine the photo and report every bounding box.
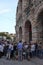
[9,44,13,50]
[24,45,28,49]
[31,44,35,51]
[0,45,4,52]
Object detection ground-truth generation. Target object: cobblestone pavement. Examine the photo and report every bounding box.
[0,57,43,65]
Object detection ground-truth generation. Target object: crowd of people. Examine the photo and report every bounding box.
[0,40,16,59]
[17,41,43,61]
[0,40,43,61]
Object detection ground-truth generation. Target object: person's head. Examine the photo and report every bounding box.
[0,43,1,45]
[11,42,13,45]
[39,42,42,44]
[19,40,22,43]
[23,41,27,45]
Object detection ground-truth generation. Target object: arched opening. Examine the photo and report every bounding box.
[19,27,22,41]
[25,20,32,43]
[37,10,43,43]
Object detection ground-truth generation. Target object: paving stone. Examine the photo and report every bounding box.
[0,57,43,65]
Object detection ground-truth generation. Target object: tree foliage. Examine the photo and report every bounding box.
[0,32,11,39]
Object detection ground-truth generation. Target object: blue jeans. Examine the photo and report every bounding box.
[40,49,43,58]
[37,49,42,57]
[18,50,22,61]
[31,51,35,57]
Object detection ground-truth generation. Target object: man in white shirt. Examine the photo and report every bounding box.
[31,43,35,57]
[6,43,13,59]
[0,44,4,58]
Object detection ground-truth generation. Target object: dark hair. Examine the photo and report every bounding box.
[39,42,42,44]
[19,40,22,43]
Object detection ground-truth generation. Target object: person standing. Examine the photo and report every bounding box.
[10,43,14,59]
[31,43,35,57]
[17,41,23,61]
[0,43,4,58]
[6,43,13,60]
[23,42,28,59]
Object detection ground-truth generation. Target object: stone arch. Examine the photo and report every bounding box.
[36,9,43,43]
[24,20,32,43]
[19,27,22,41]
[35,5,43,20]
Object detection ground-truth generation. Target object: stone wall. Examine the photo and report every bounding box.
[16,0,43,43]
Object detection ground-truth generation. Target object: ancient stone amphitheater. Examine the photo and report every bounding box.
[16,0,43,44]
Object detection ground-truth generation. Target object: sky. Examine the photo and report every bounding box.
[0,0,18,34]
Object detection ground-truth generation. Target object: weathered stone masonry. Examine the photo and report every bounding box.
[16,0,43,43]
